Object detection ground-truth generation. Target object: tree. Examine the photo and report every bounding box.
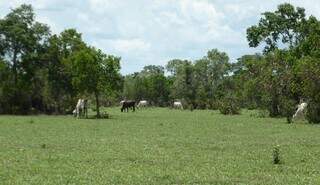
[296,57,320,123]
[166,59,190,76]
[140,65,169,106]
[0,4,50,114]
[246,3,320,122]
[122,66,170,106]
[170,61,196,109]
[0,4,50,85]
[65,47,121,117]
[232,54,265,109]
[247,3,306,52]
[43,29,86,113]
[0,59,10,113]
[192,49,230,109]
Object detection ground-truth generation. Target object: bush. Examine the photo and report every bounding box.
[279,97,296,123]
[218,94,241,115]
[306,101,320,123]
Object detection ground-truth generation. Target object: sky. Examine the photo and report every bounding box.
[1,0,320,74]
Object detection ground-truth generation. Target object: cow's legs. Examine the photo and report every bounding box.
[76,108,80,118]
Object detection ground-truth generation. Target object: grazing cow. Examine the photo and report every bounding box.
[75,99,88,118]
[137,100,148,108]
[121,101,136,112]
[173,101,183,110]
[292,102,307,120]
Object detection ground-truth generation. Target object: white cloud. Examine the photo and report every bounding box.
[111,38,151,53]
[36,16,59,33]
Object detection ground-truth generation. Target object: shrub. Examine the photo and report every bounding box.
[279,97,296,123]
[306,100,320,123]
[218,94,241,115]
[273,145,281,164]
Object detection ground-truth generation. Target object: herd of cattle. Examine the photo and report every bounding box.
[72,99,183,118]
[119,100,183,112]
[72,98,308,121]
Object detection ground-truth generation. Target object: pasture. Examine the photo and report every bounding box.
[0,108,320,184]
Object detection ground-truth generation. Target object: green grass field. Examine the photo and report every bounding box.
[0,108,320,185]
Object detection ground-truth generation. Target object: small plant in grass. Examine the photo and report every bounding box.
[273,145,281,164]
[41,144,46,149]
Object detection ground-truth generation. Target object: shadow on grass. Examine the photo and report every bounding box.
[76,113,111,119]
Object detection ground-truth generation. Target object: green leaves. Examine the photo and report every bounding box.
[65,47,121,117]
[123,65,169,106]
[247,3,306,52]
[245,3,320,122]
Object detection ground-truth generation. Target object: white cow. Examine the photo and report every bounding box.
[75,99,88,118]
[173,101,183,110]
[292,102,307,120]
[137,100,148,108]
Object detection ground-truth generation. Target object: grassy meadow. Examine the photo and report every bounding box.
[0,108,320,184]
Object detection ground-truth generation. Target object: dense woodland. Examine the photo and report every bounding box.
[0,4,319,123]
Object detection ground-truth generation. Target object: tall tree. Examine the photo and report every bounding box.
[166,59,190,76]
[0,4,50,113]
[65,47,121,117]
[43,29,86,113]
[247,3,306,52]
[0,4,50,85]
[246,3,320,122]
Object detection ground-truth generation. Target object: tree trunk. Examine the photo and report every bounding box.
[12,48,18,87]
[95,91,100,118]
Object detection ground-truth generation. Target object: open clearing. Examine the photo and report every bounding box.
[0,108,320,184]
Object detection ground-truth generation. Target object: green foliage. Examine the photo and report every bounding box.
[168,49,231,109]
[1,2,320,123]
[279,97,296,123]
[247,3,306,52]
[166,59,190,76]
[296,57,320,123]
[65,47,121,117]
[273,145,281,164]
[171,61,196,108]
[218,94,241,115]
[0,4,50,114]
[0,5,121,115]
[233,54,265,109]
[123,65,170,106]
[43,29,87,113]
[306,101,320,123]
[245,3,320,123]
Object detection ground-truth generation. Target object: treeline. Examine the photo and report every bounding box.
[123,3,320,123]
[123,49,232,110]
[1,4,320,123]
[0,5,122,117]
